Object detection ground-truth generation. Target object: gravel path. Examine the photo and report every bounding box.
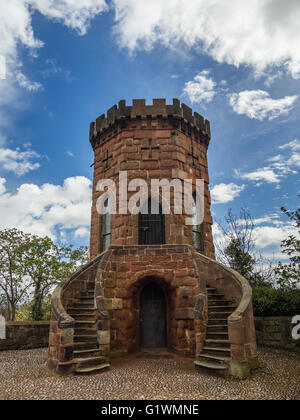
[0,347,299,400]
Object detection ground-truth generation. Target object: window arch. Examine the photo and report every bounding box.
[139,198,165,245]
[192,193,204,252]
[100,199,111,252]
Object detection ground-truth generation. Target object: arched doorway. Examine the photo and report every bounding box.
[140,282,167,348]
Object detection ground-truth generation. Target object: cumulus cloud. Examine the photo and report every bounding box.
[182,70,216,104]
[112,0,300,79]
[211,183,245,204]
[0,146,41,176]
[236,139,300,185]
[253,224,297,249]
[0,0,108,129]
[0,176,92,240]
[229,90,298,121]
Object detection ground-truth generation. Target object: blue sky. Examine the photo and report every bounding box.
[0,1,299,262]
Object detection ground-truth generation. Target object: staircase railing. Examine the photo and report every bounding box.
[193,251,258,377]
[48,251,109,375]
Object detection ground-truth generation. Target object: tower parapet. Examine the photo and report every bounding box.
[90,98,211,149]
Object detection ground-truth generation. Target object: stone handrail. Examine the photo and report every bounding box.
[51,252,109,327]
[194,251,252,319]
[49,252,109,374]
[194,251,258,376]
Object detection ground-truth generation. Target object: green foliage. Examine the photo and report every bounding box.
[275,200,300,289]
[252,286,300,317]
[0,229,32,321]
[0,228,89,321]
[224,238,256,279]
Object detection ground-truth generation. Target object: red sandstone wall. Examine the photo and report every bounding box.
[90,117,215,259]
[102,245,204,357]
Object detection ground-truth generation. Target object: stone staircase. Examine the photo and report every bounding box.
[68,289,110,374]
[195,286,237,377]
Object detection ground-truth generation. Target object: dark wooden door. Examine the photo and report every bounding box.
[140,283,167,348]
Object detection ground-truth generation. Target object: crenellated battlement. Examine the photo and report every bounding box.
[89,98,211,148]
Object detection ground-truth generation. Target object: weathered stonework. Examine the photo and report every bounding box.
[48,99,258,378]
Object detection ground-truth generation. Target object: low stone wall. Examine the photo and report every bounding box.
[0,322,50,351]
[255,317,300,353]
[0,318,299,354]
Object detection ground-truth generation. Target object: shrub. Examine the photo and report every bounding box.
[252,286,300,317]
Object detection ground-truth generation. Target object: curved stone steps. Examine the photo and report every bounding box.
[195,285,235,377]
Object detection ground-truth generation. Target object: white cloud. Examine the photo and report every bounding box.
[236,167,281,184]
[30,0,108,36]
[236,139,300,186]
[253,224,297,249]
[0,146,41,176]
[74,227,90,238]
[0,0,108,129]
[211,183,245,204]
[279,139,300,152]
[229,90,298,121]
[112,0,300,79]
[0,55,6,80]
[0,176,92,240]
[182,70,216,104]
[0,177,6,194]
[16,72,43,92]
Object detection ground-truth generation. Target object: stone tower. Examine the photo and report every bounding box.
[48,99,258,378]
[89,98,215,259]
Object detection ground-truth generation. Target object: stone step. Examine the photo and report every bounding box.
[74,356,106,369]
[75,363,110,375]
[80,296,94,300]
[207,319,228,326]
[208,300,232,307]
[74,348,101,358]
[74,328,97,336]
[74,342,99,351]
[206,287,217,292]
[208,305,236,313]
[206,332,229,340]
[68,312,94,319]
[206,325,228,332]
[75,321,95,328]
[205,339,231,349]
[198,353,230,365]
[70,303,95,310]
[207,293,224,299]
[194,360,228,377]
[202,347,231,358]
[74,335,98,343]
[208,311,232,319]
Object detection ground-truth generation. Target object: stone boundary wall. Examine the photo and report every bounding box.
[0,322,50,351]
[255,317,300,353]
[0,318,299,353]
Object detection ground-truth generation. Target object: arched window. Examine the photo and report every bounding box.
[139,198,165,245]
[192,193,204,252]
[100,199,111,252]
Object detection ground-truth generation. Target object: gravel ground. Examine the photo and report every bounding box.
[0,347,299,400]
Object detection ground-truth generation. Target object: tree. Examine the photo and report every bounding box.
[224,238,256,279]
[22,236,89,321]
[0,228,89,321]
[216,208,273,287]
[0,229,32,321]
[275,200,300,289]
